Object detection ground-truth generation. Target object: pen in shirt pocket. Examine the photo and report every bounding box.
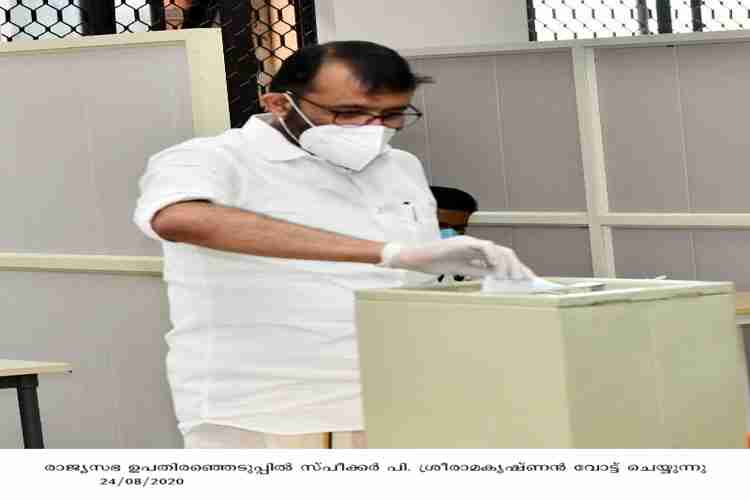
[402,201,419,222]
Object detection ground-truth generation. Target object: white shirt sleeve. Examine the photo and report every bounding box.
[133,140,240,241]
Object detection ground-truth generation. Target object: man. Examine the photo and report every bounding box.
[134,41,534,449]
[431,186,479,283]
[164,0,191,29]
[164,1,219,30]
[431,186,478,238]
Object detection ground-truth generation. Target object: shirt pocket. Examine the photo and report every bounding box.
[413,202,441,244]
[378,200,439,244]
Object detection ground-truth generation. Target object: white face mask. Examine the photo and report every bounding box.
[279,95,397,172]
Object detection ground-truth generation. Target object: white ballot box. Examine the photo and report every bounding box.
[355,278,748,448]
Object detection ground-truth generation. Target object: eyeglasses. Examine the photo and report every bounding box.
[288,92,423,130]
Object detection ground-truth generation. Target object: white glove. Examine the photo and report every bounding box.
[379,236,535,280]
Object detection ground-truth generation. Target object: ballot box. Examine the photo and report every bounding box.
[355,278,748,448]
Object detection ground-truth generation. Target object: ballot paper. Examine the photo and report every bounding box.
[481,276,564,294]
[481,276,606,295]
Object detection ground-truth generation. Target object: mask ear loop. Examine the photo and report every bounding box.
[285,92,316,127]
[278,92,317,146]
[278,116,300,145]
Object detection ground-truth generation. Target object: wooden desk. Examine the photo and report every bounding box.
[0,360,71,448]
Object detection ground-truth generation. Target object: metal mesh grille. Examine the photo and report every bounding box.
[670,0,701,32]
[529,0,750,40]
[114,0,153,33]
[1,1,317,127]
[251,0,299,87]
[530,0,657,40]
[1,1,86,40]
[700,0,750,30]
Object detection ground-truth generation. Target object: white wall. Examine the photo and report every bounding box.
[315,0,529,50]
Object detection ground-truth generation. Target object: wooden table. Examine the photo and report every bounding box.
[0,360,71,448]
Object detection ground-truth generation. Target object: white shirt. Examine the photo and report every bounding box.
[134,114,440,434]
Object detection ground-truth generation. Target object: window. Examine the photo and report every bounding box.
[528,0,748,41]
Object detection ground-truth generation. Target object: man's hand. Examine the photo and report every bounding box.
[380,236,535,280]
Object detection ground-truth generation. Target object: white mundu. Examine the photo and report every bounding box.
[134,114,439,436]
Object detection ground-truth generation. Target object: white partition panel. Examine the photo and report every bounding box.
[396,31,750,292]
[0,30,229,448]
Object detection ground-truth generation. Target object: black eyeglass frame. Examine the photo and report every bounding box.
[287,92,424,130]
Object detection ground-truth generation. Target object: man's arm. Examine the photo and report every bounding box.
[151,200,385,263]
[152,200,534,279]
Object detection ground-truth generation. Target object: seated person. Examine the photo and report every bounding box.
[430,186,478,282]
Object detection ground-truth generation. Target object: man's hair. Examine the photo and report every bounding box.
[269,41,433,96]
[430,186,479,213]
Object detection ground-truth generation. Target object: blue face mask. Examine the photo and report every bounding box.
[440,228,459,239]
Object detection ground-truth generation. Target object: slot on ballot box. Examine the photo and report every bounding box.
[355,277,748,448]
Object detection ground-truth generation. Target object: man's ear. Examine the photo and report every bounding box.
[260,92,292,119]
